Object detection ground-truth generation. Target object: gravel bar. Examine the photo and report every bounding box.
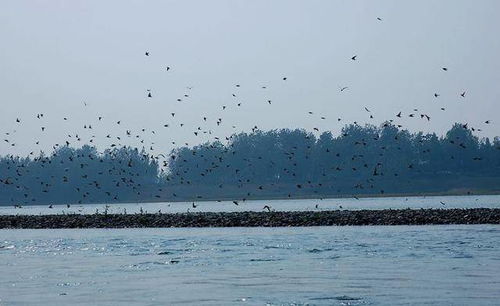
[0,208,499,229]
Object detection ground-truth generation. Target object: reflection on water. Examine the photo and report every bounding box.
[1,225,499,305]
[1,194,499,215]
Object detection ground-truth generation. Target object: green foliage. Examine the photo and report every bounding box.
[1,123,499,205]
[0,146,159,205]
[167,123,500,197]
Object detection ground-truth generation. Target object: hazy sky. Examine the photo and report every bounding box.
[1,0,499,158]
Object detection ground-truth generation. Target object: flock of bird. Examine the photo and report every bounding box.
[1,16,496,212]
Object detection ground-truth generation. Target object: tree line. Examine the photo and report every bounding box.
[0,146,160,205]
[1,123,499,205]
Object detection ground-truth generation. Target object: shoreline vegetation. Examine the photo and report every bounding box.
[1,208,499,229]
[1,123,500,207]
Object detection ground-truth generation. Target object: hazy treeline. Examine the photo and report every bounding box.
[1,123,500,205]
[168,123,500,198]
[0,146,160,205]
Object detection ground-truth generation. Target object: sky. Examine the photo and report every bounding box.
[1,0,499,158]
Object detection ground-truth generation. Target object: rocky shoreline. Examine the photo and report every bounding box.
[0,208,499,229]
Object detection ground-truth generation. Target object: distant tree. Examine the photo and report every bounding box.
[1,123,499,205]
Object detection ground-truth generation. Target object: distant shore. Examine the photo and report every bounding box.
[150,189,500,204]
[2,188,499,208]
[1,208,499,229]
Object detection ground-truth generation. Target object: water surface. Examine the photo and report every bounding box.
[1,225,499,305]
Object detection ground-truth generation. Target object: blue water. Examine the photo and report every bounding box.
[1,194,499,215]
[1,225,499,305]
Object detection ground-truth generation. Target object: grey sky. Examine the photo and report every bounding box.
[1,0,499,158]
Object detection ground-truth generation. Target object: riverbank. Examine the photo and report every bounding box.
[1,208,499,229]
[2,188,500,208]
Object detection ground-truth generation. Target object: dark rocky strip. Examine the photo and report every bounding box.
[0,208,499,229]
